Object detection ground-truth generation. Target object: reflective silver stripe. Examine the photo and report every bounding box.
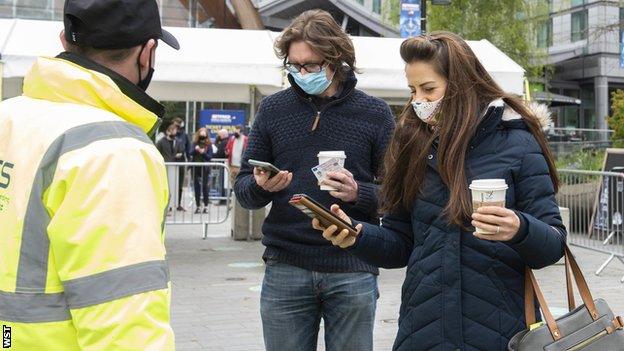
[0,291,71,323]
[0,260,169,323]
[63,260,170,309]
[16,121,152,293]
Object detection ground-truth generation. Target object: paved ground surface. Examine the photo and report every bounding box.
[166,222,624,351]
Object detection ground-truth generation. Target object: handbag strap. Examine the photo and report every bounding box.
[525,268,562,340]
[564,245,598,319]
[565,253,575,311]
[524,244,599,341]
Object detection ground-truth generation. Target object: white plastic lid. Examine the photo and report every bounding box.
[318,151,346,158]
[469,179,508,191]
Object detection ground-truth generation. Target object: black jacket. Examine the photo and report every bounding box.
[156,137,185,163]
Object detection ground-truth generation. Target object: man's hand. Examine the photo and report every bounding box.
[254,167,292,192]
[321,169,358,203]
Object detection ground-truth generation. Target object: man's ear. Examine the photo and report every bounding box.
[138,39,157,69]
[59,30,69,51]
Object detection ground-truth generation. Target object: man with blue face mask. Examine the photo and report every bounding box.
[234,9,395,351]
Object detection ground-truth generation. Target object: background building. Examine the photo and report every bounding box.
[258,0,397,37]
[543,0,623,129]
[0,0,207,27]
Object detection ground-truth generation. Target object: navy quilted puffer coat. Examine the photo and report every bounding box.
[350,100,567,351]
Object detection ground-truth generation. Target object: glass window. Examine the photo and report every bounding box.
[373,0,381,14]
[15,0,53,19]
[571,10,587,42]
[356,0,364,4]
[160,0,194,27]
[537,20,551,48]
[548,17,553,47]
[563,89,580,128]
[620,7,624,44]
[0,1,14,18]
[570,0,585,8]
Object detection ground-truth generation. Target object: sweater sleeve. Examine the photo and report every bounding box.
[506,149,566,269]
[233,100,275,209]
[348,205,414,269]
[351,104,396,216]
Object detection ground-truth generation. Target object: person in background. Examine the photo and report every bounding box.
[226,125,248,183]
[191,128,213,213]
[215,128,229,159]
[156,121,185,214]
[214,128,230,204]
[173,117,192,211]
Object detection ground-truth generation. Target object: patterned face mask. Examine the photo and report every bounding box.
[411,96,444,125]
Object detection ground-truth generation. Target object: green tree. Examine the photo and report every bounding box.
[607,90,624,148]
[382,0,551,80]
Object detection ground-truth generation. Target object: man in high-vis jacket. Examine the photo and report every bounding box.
[0,1,180,349]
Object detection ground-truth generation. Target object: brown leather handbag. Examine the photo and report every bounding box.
[508,245,624,350]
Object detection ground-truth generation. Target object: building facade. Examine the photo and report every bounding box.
[258,0,397,37]
[542,0,623,129]
[0,0,203,27]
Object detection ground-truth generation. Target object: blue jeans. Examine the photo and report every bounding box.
[260,260,378,351]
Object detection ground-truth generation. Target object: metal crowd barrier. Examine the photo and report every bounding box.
[557,169,624,283]
[164,161,231,239]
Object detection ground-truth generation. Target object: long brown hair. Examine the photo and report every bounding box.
[193,128,212,147]
[380,31,558,227]
[274,9,358,82]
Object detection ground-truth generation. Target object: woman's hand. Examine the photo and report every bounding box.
[471,206,520,241]
[312,205,363,249]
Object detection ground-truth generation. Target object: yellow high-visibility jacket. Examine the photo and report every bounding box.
[0,52,174,350]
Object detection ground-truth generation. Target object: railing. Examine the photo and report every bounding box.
[549,128,614,157]
[164,162,232,239]
[557,169,624,283]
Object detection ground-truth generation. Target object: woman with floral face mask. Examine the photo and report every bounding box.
[313,31,566,350]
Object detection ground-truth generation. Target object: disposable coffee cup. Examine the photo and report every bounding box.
[318,151,346,191]
[469,179,508,234]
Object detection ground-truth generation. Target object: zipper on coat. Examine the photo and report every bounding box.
[311,111,321,131]
[304,90,350,132]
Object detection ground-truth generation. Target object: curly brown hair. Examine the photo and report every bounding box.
[274,9,358,82]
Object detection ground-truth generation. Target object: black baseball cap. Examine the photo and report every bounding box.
[64,0,180,50]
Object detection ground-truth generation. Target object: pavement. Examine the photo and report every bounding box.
[166,222,624,351]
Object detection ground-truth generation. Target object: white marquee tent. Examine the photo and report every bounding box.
[0,18,525,104]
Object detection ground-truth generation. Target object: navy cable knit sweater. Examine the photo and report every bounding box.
[234,71,395,274]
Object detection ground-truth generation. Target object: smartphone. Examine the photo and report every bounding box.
[289,194,358,236]
[248,159,281,177]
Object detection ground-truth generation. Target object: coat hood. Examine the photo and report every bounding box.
[487,98,552,131]
[23,53,164,136]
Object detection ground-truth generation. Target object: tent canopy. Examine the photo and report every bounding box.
[0,18,525,103]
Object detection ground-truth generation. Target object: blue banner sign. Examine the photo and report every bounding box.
[400,0,421,38]
[198,109,246,139]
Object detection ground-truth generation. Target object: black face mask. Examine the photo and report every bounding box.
[234,132,240,138]
[137,43,155,91]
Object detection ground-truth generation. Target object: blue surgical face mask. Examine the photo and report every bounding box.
[291,67,333,95]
